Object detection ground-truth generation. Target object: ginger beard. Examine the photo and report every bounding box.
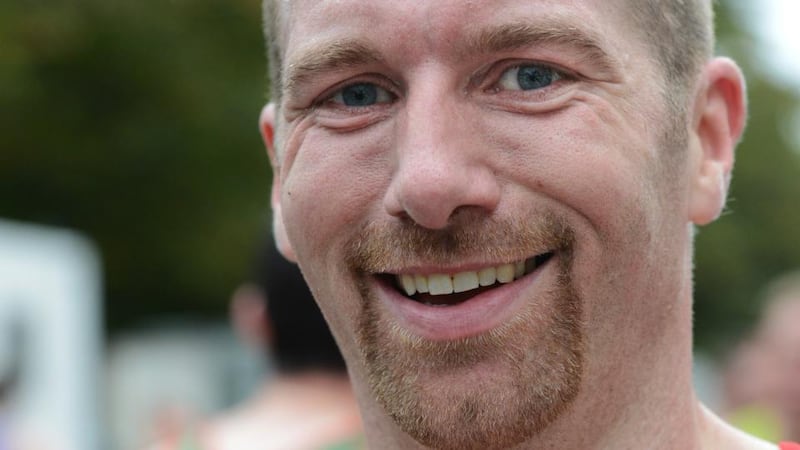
[345,211,585,450]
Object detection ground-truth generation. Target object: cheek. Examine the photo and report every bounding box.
[280,125,392,264]
[279,126,393,356]
[488,101,661,240]
[486,100,685,326]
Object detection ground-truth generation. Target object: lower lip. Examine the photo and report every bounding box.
[374,257,555,341]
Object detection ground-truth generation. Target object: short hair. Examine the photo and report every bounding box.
[262,0,283,104]
[252,239,346,372]
[627,0,714,112]
[262,0,714,107]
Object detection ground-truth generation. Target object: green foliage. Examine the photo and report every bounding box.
[0,0,271,332]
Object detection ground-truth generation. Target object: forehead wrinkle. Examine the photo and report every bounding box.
[459,21,621,78]
[283,39,385,101]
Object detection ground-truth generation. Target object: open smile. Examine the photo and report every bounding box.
[393,252,554,305]
[372,251,557,341]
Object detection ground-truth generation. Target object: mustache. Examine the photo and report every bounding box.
[345,208,576,273]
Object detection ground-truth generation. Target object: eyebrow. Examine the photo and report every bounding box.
[460,21,620,76]
[282,19,619,100]
[284,40,385,102]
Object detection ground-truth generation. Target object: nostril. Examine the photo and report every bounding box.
[384,132,501,229]
[383,184,404,218]
[383,181,455,230]
[384,179,501,231]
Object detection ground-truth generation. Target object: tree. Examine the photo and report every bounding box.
[0,0,271,332]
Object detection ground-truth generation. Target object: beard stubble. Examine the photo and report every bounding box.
[345,210,586,450]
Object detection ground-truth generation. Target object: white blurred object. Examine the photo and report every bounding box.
[0,218,103,450]
[758,0,800,92]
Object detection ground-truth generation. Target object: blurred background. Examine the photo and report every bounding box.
[0,0,798,449]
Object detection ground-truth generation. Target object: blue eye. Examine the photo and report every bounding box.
[332,82,392,107]
[498,64,561,91]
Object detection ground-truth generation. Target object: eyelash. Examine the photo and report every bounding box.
[311,60,576,112]
[482,60,575,94]
[314,76,399,110]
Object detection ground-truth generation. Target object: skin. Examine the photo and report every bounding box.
[260,0,763,448]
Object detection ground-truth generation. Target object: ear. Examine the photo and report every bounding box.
[688,57,747,225]
[260,103,297,262]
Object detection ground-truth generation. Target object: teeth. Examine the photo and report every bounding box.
[477,267,496,286]
[496,263,515,283]
[395,255,549,298]
[514,260,525,278]
[428,274,454,295]
[414,274,429,293]
[453,271,479,293]
[400,274,416,296]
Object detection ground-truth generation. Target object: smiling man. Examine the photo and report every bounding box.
[258,1,779,449]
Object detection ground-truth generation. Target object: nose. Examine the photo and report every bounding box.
[383,84,501,230]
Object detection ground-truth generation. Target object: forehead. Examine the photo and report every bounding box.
[279,0,640,68]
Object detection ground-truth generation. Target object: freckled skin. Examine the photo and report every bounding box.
[263,0,754,448]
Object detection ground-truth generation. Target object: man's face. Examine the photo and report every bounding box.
[269,0,700,447]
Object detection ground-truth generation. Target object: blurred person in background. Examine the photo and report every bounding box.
[725,271,800,443]
[152,241,362,450]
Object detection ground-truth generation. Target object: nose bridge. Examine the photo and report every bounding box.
[403,80,466,167]
[384,74,500,229]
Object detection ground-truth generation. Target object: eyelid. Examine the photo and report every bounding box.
[479,59,577,93]
[314,74,400,109]
[498,65,561,91]
[330,83,394,106]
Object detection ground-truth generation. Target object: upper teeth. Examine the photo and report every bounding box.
[396,257,540,297]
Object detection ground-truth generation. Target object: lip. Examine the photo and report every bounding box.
[373,254,556,341]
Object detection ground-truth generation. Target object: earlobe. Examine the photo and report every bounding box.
[688,57,747,225]
[271,187,297,262]
[260,102,297,262]
[260,102,277,165]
